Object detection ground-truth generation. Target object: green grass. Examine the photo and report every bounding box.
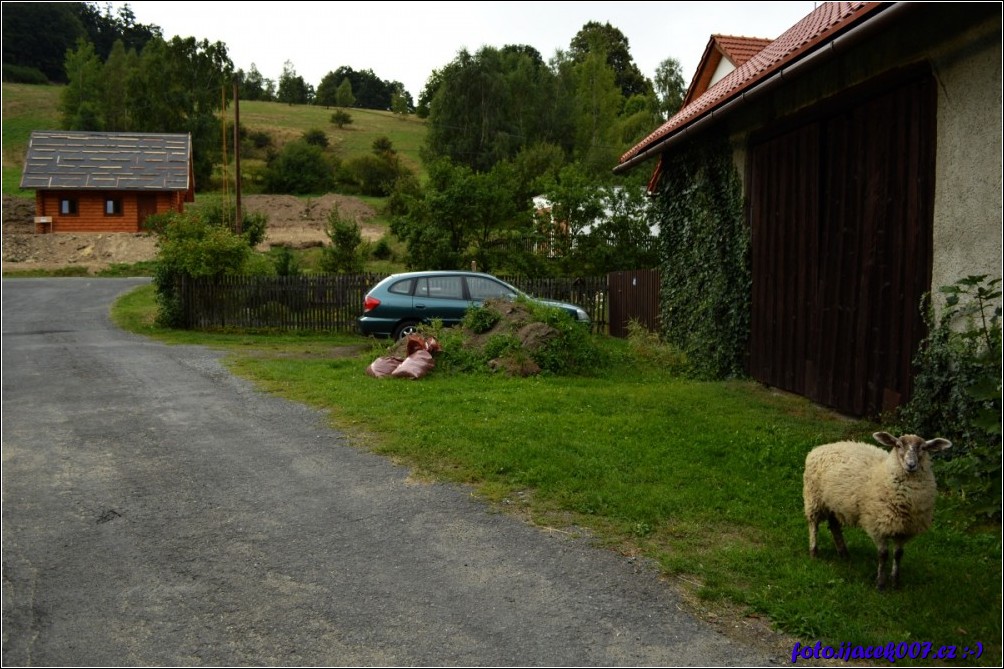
[112,283,1003,665]
[2,82,62,195]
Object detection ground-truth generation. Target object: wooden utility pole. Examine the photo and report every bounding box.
[233,82,243,234]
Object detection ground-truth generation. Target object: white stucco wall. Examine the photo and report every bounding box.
[929,27,1003,301]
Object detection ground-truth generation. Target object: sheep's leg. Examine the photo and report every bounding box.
[828,514,849,558]
[875,539,889,590]
[808,519,818,557]
[890,541,905,589]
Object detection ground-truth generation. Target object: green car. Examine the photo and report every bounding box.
[358,271,591,340]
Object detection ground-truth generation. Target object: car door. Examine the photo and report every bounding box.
[413,275,468,326]
[464,275,519,306]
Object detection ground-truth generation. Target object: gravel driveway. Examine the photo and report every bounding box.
[2,278,779,666]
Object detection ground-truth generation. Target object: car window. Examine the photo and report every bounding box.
[415,276,463,299]
[388,278,414,295]
[466,276,517,301]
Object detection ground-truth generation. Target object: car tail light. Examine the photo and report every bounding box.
[363,295,381,312]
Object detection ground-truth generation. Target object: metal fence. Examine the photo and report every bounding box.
[179,273,609,334]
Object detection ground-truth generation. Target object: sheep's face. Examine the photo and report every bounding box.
[873,432,952,474]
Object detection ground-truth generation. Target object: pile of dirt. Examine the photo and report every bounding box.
[1,194,383,273]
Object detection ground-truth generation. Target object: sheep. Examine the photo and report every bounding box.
[802,431,951,590]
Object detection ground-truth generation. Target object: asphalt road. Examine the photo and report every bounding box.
[2,278,777,666]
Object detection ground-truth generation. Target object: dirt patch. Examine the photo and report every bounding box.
[1,194,383,273]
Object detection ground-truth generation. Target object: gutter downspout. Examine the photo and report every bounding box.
[614,1,917,175]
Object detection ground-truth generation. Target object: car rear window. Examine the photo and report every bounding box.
[388,279,414,295]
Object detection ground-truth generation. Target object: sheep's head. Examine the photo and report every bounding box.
[873,432,952,473]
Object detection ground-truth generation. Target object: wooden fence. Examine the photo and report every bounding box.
[179,274,609,334]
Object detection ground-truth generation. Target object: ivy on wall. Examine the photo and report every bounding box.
[651,137,750,380]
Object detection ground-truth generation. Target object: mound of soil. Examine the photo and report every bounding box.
[1,194,382,273]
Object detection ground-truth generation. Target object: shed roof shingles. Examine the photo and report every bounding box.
[20,131,191,191]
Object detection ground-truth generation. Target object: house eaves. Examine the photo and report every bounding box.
[615,1,909,175]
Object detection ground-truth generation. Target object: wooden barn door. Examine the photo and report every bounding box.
[748,70,936,417]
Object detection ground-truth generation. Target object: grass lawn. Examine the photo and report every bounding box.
[112,283,1003,666]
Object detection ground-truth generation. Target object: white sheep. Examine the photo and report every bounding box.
[802,431,951,589]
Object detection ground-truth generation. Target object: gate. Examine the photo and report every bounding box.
[607,269,660,338]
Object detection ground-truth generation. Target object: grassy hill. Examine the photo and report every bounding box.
[1,82,428,197]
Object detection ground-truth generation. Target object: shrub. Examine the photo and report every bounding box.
[303,128,329,148]
[330,110,353,128]
[371,235,394,261]
[270,246,301,276]
[319,206,363,274]
[896,275,1002,523]
[264,141,334,194]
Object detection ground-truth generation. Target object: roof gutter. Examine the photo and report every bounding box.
[613,1,915,175]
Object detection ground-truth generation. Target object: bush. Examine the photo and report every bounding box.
[303,128,329,148]
[896,275,1002,523]
[371,235,395,261]
[330,110,352,128]
[320,206,363,274]
[270,246,301,276]
[264,141,334,194]
[341,154,399,196]
[149,209,274,327]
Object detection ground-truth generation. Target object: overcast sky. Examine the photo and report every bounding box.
[115,1,817,99]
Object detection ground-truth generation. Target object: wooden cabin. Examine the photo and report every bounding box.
[20,131,195,233]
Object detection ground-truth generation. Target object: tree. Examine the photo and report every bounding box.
[61,39,104,130]
[569,21,651,100]
[2,2,85,82]
[335,77,356,108]
[654,57,686,119]
[390,84,409,115]
[100,40,135,131]
[238,63,273,101]
[320,207,364,274]
[314,71,340,107]
[277,60,311,105]
[425,45,561,172]
[570,49,622,175]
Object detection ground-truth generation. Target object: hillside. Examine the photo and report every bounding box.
[1,82,428,197]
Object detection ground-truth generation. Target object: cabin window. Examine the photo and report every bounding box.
[105,198,123,215]
[60,198,78,215]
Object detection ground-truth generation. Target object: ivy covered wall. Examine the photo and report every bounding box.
[652,137,750,380]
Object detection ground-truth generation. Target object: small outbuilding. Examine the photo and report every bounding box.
[20,131,195,234]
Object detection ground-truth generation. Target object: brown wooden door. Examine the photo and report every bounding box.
[748,70,936,417]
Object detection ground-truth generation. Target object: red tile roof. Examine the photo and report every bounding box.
[618,1,889,169]
[715,35,774,67]
[684,35,774,106]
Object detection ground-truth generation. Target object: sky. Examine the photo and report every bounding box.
[113,1,818,99]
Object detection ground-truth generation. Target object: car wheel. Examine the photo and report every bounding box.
[393,320,420,340]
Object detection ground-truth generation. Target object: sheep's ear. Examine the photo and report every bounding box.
[873,432,899,448]
[925,438,952,452]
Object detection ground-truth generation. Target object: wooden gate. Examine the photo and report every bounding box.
[608,269,660,338]
[748,68,936,417]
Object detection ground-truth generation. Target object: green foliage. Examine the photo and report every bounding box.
[464,303,502,334]
[330,110,353,129]
[335,77,356,108]
[302,128,329,148]
[2,64,49,84]
[264,140,334,195]
[341,154,400,196]
[320,206,364,274]
[371,235,395,261]
[426,297,603,376]
[654,57,686,119]
[896,275,1002,522]
[277,60,312,105]
[626,319,687,373]
[568,21,651,99]
[60,38,104,130]
[653,137,750,380]
[150,209,264,327]
[269,246,302,277]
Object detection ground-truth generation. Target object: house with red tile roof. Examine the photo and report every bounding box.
[616,2,1001,417]
[683,35,774,105]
